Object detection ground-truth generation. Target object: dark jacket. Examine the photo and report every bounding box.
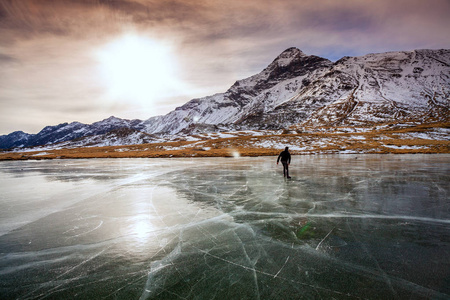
[277,149,291,163]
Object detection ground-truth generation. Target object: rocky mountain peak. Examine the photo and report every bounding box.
[262,48,332,81]
[99,116,123,123]
[270,47,305,66]
[227,48,331,99]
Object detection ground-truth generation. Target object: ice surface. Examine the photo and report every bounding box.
[0,155,449,299]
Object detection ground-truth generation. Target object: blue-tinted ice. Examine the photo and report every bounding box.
[0,155,449,299]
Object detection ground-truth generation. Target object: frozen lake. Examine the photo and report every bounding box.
[0,155,449,299]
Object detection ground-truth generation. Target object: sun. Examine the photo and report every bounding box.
[96,34,180,110]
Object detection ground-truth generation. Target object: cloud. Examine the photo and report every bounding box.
[0,53,17,63]
[2,0,449,57]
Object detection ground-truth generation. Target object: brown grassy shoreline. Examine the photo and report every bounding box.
[1,123,448,161]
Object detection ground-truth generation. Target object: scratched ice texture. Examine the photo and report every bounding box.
[0,155,449,299]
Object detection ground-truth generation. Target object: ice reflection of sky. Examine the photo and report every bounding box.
[116,184,224,258]
[0,155,449,299]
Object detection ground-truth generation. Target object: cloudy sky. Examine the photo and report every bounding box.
[1,0,449,134]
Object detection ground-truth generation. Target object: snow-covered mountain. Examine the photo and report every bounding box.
[143,47,333,134]
[1,47,449,149]
[144,47,449,135]
[0,116,145,149]
[300,49,450,127]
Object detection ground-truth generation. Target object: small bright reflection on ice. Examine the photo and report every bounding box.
[130,216,153,244]
[230,149,241,158]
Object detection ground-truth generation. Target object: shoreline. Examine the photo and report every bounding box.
[1,144,448,161]
[1,123,449,161]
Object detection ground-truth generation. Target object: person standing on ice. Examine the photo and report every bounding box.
[277,147,291,179]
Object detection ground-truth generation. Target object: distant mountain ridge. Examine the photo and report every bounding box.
[1,47,449,149]
[0,117,145,149]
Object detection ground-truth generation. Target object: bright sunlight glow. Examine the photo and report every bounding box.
[96,34,181,110]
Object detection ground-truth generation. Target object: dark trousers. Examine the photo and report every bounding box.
[281,161,289,177]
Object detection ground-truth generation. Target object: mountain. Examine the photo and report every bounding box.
[1,47,449,150]
[143,47,334,134]
[0,116,145,149]
[144,48,449,135]
[0,131,31,149]
[300,49,450,127]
